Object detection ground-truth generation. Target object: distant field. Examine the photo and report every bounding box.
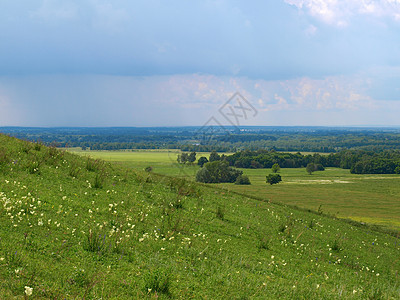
[69,149,220,177]
[70,149,400,230]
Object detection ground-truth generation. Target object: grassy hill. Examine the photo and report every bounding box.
[1,134,400,299]
[71,149,400,230]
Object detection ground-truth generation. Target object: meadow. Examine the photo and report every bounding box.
[72,149,400,231]
[1,138,399,298]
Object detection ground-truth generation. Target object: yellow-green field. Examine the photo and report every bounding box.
[70,149,400,230]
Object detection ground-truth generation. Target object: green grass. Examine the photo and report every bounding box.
[70,148,211,177]
[72,149,400,231]
[0,137,399,298]
[220,168,400,230]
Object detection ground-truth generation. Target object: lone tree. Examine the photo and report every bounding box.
[306,163,325,175]
[266,174,282,185]
[306,163,315,175]
[271,163,280,173]
[197,156,208,167]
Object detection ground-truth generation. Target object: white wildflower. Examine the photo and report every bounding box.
[24,286,33,296]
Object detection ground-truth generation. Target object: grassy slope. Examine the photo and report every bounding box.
[0,136,400,299]
[73,150,400,230]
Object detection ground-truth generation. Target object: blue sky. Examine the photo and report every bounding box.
[1,0,400,126]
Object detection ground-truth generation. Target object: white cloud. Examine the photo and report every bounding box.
[262,94,290,111]
[0,71,396,126]
[285,0,400,26]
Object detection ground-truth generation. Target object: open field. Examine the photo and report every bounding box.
[72,149,400,230]
[69,149,216,177]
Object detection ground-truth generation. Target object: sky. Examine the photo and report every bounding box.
[1,0,400,127]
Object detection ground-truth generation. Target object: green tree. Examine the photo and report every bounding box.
[395,166,400,174]
[266,174,282,185]
[188,151,196,164]
[177,153,189,164]
[271,163,280,173]
[197,156,208,167]
[209,151,221,162]
[306,163,315,175]
[196,160,242,183]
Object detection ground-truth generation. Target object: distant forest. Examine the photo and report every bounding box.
[2,126,400,153]
[223,149,400,174]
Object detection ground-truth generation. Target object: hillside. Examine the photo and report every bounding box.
[0,134,400,299]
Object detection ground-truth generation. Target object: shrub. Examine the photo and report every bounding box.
[235,175,251,185]
[266,174,281,185]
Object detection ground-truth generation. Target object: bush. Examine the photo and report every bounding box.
[235,175,251,185]
[195,160,242,183]
[266,174,281,185]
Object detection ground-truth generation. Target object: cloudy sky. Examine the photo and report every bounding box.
[1,0,400,127]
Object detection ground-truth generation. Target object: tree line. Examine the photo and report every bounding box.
[223,149,400,174]
[4,127,400,153]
